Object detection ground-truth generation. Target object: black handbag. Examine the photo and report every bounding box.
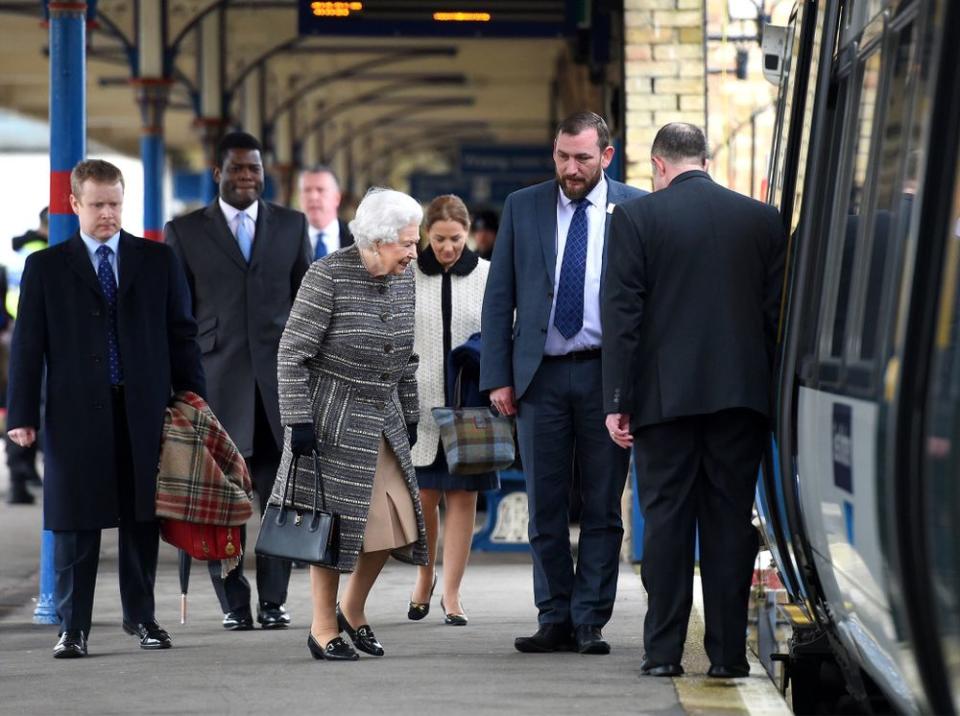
[255,451,339,566]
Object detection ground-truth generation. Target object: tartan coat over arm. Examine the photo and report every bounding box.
[269,245,428,572]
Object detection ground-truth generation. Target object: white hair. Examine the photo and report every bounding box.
[349,187,423,248]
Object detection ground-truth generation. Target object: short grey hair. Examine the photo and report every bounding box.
[349,187,423,248]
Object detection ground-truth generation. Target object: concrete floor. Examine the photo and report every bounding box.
[0,448,790,716]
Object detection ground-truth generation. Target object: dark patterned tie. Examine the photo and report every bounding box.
[96,245,123,385]
[553,199,589,339]
[314,231,327,259]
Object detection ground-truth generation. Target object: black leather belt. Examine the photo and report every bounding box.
[542,348,602,362]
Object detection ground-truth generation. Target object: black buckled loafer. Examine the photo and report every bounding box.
[707,664,750,678]
[53,629,87,659]
[307,633,359,662]
[514,623,576,653]
[257,602,291,629]
[222,609,254,631]
[336,604,384,656]
[641,659,684,677]
[575,625,610,655]
[122,619,172,650]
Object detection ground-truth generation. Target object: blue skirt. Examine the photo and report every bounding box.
[416,443,500,492]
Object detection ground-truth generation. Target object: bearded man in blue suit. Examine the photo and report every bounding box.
[480,112,646,655]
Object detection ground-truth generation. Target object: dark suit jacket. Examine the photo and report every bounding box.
[338,218,354,248]
[602,170,786,428]
[6,232,205,531]
[164,200,311,456]
[480,176,646,400]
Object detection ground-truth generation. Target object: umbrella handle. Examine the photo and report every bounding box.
[180,593,187,625]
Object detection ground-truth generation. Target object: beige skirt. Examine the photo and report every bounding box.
[362,435,418,552]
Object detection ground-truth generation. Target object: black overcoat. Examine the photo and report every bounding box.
[602,171,786,427]
[6,232,206,531]
[164,200,310,456]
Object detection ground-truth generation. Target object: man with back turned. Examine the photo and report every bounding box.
[602,123,785,678]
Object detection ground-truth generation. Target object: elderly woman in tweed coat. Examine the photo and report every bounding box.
[270,188,428,662]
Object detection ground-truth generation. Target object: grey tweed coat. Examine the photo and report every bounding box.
[269,245,428,572]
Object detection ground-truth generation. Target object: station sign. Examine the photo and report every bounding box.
[459,144,553,178]
[298,1,574,38]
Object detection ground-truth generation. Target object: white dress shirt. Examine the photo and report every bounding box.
[544,175,608,355]
[309,217,341,257]
[218,197,258,246]
[80,231,120,283]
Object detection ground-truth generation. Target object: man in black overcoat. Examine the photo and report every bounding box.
[6,159,206,658]
[164,131,311,630]
[602,123,786,678]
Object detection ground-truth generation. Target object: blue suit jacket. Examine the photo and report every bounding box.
[480,177,646,400]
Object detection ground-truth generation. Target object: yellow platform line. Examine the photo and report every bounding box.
[672,574,793,715]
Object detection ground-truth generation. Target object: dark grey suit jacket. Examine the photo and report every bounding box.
[602,171,786,428]
[164,199,311,455]
[480,176,646,400]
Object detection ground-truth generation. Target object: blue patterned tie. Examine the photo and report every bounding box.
[553,199,589,339]
[314,232,327,259]
[96,245,123,385]
[235,212,253,262]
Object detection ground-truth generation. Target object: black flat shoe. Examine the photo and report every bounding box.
[640,659,684,677]
[707,664,749,678]
[408,573,436,621]
[575,625,610,655]
[441,597,468,626]
[307,633,359,661]
[122,619,172,649]
[53,629,87,659]
[514,624,575,653]
[336,604,384,656]
[257,602,291,629]
[222,610,254,631]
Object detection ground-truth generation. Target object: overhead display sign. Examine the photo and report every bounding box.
[299,1,572,38]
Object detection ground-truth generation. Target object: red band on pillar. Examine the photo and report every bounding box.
[50,171,73,214]
[143,229,162,242]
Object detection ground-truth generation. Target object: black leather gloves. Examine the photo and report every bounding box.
[407,423,418,448]
[290,423,317,456]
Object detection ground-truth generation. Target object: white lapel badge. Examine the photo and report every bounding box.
[607,202,616,214]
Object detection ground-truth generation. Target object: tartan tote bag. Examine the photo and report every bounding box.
[431,366,515,476]
[431,406,515,474]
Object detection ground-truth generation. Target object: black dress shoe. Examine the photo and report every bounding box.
[441,597,468,626]
[640,659,684,677]
[707,664,750,678]
[6,487,35,505]
[257,602,291,629]
[222,610,254,631]
[122,619,172,650]
[514,624,576,653]
[53,630,87,659]
[307,633,359,661]
[336,604,384,656]
[575,625,610,655]
[408,573,436,621]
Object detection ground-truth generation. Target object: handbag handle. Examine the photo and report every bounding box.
[280,449,327,515]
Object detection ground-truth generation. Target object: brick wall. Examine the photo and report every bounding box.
[623,0,705,188]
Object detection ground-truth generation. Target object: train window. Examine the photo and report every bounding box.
[768,7,801,209]
[823,49,883,361]
[789,4,827,236]
[856,23,918,362]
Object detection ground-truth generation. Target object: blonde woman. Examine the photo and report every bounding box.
[407,195,496,626]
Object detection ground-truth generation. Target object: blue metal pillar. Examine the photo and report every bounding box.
[37,0,88,625]
[135,81,170,241]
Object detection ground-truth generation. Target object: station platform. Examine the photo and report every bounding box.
[0,456,790,716]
